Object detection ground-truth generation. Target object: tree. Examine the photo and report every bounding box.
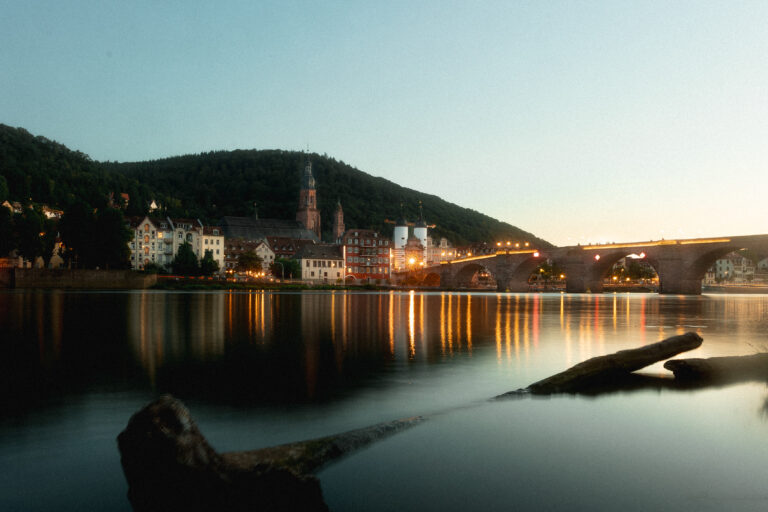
[236,250,262,273]
[0,207,14,257]
[200,250,219,276]
[14,209,44,264]
[172,242,199,275]
[59,201,95,268]
[0,175,8,202]
[271,257,300,279]
[93,208,131,269]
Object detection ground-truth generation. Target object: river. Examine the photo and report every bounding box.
[1,290,768,511]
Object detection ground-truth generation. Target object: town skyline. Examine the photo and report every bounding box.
[3,1,767,246]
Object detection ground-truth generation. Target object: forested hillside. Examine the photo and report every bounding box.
[0,124,150,214]
[1,124,550,247]
[109,151,550,247]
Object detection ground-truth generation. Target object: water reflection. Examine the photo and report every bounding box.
[2,291,768,409]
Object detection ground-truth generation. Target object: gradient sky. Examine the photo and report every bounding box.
[2,1,767,246]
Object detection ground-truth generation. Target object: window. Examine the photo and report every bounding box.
[144,224,149,232]
[216,249,219,255]
[216,239,220,245]
[144,235,149,243]
[311,271,315,277]
[306,261,310,267]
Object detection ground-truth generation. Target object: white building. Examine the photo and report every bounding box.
[295,244,344,283]
[128,216,225,272]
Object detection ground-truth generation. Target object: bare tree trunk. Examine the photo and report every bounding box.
[497,332,703,396]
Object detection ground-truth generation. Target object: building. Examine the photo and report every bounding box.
[223,238,275,273]
[392,213,408,271]
[403,236,426,269]
[266,237,316,259]
[296,159,321,239]
[706,252,756,283]
[127,216,225,272]
[295,243,344,283]
[342,229,390,283]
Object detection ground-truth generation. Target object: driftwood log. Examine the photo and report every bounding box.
[496,332,703,397]
[117,395,423,512]
[664,353,768,383]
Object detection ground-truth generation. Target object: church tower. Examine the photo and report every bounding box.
[332,199,345,243]
[296,158,321,239]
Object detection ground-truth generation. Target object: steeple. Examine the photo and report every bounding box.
[296,156,321,239]
[301,158,316,190]
[415,200,427,228]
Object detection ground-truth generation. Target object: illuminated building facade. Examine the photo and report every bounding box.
[296,243,344,283]
[342,229,390,282]
[127,216,224,272]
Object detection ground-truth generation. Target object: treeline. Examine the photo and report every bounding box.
[109,150,551,247]
[0,203,131,269]
[1,124,551,248]
[0,124,152,215]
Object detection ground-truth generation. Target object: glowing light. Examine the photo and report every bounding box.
[524,242,529,247]
[639,252,646,258]
[515,243,520,248]
[559,274,565,279]
[533,252,540,257]
[594,254,601,261]
[408,258,416,265]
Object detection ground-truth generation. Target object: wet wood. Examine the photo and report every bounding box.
[664,353,768,383]
[497,332,703,397]
[117,395,423,512]
[223,415,424,475]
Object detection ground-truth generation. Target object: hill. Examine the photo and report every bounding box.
[108,150,551,247]
[0,124,151,215]
[1,124,550,247]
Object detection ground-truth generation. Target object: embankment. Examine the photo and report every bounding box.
[2,268,156,289]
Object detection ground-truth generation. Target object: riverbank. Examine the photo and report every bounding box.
[0,268,157,289]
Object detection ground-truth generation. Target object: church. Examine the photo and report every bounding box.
[220,159,326,242]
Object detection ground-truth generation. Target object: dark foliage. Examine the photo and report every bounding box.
[1,124,550,247]
[172,242,199,275]
[0,124,150,213]
[108,150,551,247]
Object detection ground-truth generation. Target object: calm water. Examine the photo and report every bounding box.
[1,290,768,511]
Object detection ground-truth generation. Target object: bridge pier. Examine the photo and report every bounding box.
[655,257,702,295]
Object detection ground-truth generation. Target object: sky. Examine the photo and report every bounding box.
[2,0,767,246]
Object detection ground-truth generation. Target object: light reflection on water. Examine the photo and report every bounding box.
[1,290,768,511]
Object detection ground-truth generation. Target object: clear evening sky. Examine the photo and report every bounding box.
[2,1,766,246]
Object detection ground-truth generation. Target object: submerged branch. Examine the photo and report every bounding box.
[117,395,423,512]
[497,332,703,397]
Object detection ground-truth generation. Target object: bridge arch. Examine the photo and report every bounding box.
[453,262,498,289]
[499,255,547,292]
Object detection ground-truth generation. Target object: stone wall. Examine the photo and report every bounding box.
[11,269,157,289]
[0,268,13,288]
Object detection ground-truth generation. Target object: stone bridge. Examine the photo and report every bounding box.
[394,234,768,295]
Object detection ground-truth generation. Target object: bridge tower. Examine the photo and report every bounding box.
[393,204,408,271]
[413,201,428,262]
